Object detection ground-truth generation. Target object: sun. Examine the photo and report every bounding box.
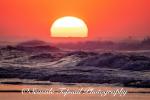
[50,16,88,37]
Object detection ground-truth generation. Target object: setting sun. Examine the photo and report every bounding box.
[50,16,88,37]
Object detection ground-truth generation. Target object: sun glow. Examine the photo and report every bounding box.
[51,16,88,37]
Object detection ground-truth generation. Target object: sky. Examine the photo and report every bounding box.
[0,0,150,43]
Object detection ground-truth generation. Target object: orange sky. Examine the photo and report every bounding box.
[0,0,150,42]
